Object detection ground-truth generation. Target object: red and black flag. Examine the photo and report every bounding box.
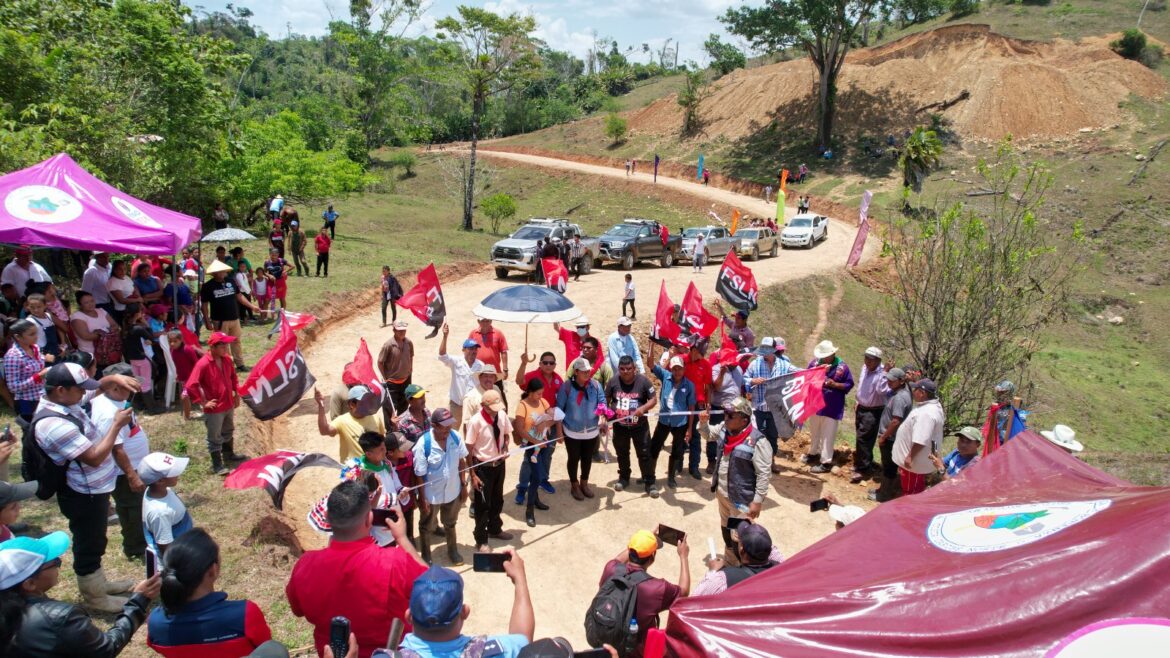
[715,250,759,312]
[680,281,721,338]
[223,450,342,510]
[650,280,682,348]
[238,313,316,421]
[396,263,446,338]
[763,366,828,429]
[543,257,568,293]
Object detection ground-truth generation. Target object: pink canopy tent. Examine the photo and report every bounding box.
[666,432,1170,657]
[0,153,202,255]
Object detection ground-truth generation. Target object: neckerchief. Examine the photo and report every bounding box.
[723,424,753,455]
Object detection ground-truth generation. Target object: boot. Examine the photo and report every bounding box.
[667,458,678,489]
[418,530,433,564]
[78,572,130,613]
[570,482,584,501]
[525,503,536,527]
[223,440,249,463]
[533,490,549,511]
[580,480,594,498]
[210,451,229,476]
[95,568,134,594]
[444,527,464,566]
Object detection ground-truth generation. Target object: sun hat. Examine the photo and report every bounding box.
[829,505,866,526]
[392,320,409,330]
[44,362,100,391]
[864,346,883,359]
[461,338,480,349]
[477,364,498,377]
[206,260,233,275]
[430,407,456,427]
[1041,424,1083,452]
[0,480,38,507]
[885,367,906,381]
[480,389,504,412]
[570,357,592,372]
[208,331,237,345]
[813,340,838,359]
[628,530,661,558]
[0,531,71,589]
[668,356,686,369]
[736,522,773,561]
[405,384,426,399]
[953,426,983,444]
[574,316,590,327]
[137,452,190,485]
[410,565,464,630]
[617,316,633,327]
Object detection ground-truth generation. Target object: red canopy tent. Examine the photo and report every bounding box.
[666,431,1170,657]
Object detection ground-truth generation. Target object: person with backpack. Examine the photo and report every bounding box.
[26,362,143,612]
[412,408,469,566]
[690,521,783,596]
[400,556,533,658]
[587,530,689,657]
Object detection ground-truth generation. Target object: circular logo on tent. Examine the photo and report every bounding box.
[4,185,82,224]
[111,196,161,228]
[1046,618,1170,657]
[926,499,1111,554]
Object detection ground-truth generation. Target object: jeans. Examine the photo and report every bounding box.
[57,486,110,576]
[293,249,309,276]
[325,222,336,239]
[112,474,147,559]
[381,297,397,325]
[622,299,635,319]
[612,422,652,484]
[204,409,235,453]
[316,252,329,276]
[517,444,546,504]
[854,406,884,473]
[754,409,779,455]
[565,436,599,483]
[571,257,584,280]
[650,422,688,484]
[518,442,555,491]
[471,462,505,545]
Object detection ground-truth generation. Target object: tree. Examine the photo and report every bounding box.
[604,113,628,144]
[436,7,541,231]
[678,65,713,136]
[388,150,417,176]
[722,0,884,150]
[882,141,1083,427]
[481,192,517,234]
[703,34,747,76]
[899,126,944,193]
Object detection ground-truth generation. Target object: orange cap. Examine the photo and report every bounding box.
[628,530,660,558]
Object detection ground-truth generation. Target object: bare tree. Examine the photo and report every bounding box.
[434,153,496,214]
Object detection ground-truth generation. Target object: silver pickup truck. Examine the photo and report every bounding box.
[490,218,600,278]
[680,225,741,263]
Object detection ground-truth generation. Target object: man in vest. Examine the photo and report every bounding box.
[710,397,773,565]
[691,521,782,595]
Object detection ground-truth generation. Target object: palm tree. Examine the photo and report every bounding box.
[899,126,944,194]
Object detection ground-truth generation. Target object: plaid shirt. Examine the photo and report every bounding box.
[3,343,44,401]
[36,394,119,494]
[569,240,587,260]
[395,408,431,444]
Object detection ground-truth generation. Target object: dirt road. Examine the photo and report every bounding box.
[271,155,877,647]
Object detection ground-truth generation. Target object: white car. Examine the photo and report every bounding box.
[780,213,828,249]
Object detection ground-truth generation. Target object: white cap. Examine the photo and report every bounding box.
[829,504,866,526]
[1040,424,1083,452]
[864,346,883,359]
[669,356,686,369]
[574,316,591,327]
[183,269,198,278]
[617,316,633,326]
[570,357,592,372]
[137,452,190,485]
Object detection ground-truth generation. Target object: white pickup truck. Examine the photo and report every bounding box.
[490,218,600,278]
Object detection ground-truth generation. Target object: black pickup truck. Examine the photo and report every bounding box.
[597,219,683,270]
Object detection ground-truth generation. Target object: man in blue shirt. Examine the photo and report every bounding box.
[931,426,982,479]
[650,355,696,492]
[402,556,534,658]
[745,337,795,473]
[607,316,645,375]
[322,204,339,239]
[413,408,469,566]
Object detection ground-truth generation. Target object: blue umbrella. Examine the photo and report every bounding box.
[472,284,582,324]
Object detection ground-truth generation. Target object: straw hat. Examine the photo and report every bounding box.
[206,260,233,275]
[813,340,838,359]
[1040,425,1083,453]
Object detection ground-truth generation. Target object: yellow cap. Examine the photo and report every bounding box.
[628,530,660,558]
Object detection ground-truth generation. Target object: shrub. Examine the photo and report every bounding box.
[388,150,417,176]
[1111,29,1147,61]
[951,0,981,17]
[480,192,517,234]
[604,113,628,144]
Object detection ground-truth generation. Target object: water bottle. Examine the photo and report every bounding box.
[628,616,639,636]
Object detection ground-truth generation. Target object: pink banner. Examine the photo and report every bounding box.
[846,190,873,267]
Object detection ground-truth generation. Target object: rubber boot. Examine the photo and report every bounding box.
[526,500,536,527]
[667,457,679,489]
[78,572,130,613]
[445,527,464,566]
[533,490,549,511]
[95,568,135,594]
[223,440,249,463]
[419,528,433,564]
[210,451,229,476]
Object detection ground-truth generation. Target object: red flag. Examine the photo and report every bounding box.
[238,314,316,420]
[396,263,446,338]
[543,258,567,293]
[763,365,828,425]
[650,280,681,348]
[847,190,873,268]
[680,282,720,338]
[343,338,385,405]
[267,310,318,339]
[223,450,342,510]
[178,322,201,348]
[715,249,759,312]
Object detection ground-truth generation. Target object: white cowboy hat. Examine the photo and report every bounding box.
[813,340,838,359]
[829,504,865,526]
[1040,424,1083,453]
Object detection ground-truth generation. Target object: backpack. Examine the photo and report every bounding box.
[584,563,651,657]
[19,408,85,500]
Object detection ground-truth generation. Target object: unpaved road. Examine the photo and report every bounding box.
[271,154,878,648]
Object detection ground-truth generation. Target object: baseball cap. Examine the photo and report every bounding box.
[137,452,190,485]
[736,522,772,561]
[755,337,776,355]
[102,362,133,378]
[864,346,883,359]
[953,426,983,443]
[477,364,498,377]
[628,530,661,558]
[735,310,749,319]
[911,378,938,395]
[461,338,480,349]
[410,565,464,630]
[0,531,71,590]
[0,480,38,507]
[347,384,372,401]
[147,303,169,317]
[885,367,906,381]
[481,389,504,412]
[570,357,592,372]
[393,320,409,330]
[44,362,100,391]
[405,384,426,399]
[668,356,685,369]
[431,407,456,427]
[727,397,753,418]
[290,220,299,227]
[774,337,787,352]
[13,245,31,255]
[617,316,633,327]
[208,331,238,346]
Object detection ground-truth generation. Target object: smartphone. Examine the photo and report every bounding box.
[725,517,748,531]
[145,549,158,579]
[656,524,686,546]
[574,650,611,658]
[371,507,400,525]
[329,616,350,658]
[472,552,511,573]
[810,498,831,512]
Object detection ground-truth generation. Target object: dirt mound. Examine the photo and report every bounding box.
[629,24,1166,141]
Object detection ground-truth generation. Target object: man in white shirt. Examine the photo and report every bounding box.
[90,364,152,562]
[1,245,53,295]
[891,378,945,497]
[852,346,890,484]
[437,324,484,428]
[81,252,113,312]
[413,408,470,566]
[607,316,645,375]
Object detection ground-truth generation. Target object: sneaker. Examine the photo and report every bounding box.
[539,482,556,495]
[648,485,661,499]
[802,454,819,465]
[514,489,527,505]
[614,479,628,492]
[810,463,832,474]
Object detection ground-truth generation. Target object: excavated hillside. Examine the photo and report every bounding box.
[629,24,1167,141]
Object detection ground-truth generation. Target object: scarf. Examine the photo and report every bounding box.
[358,456,388,473]
[570,376,593,406]
[723,424,753,455]
[481,407,503,453]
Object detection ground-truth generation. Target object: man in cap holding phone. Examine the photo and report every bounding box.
[185,332,249,475]
[692,521,782,595]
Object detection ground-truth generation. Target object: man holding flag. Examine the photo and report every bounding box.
[745,337,795,474]
[184,332,247,476]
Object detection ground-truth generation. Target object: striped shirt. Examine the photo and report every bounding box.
[3,344,44,401]
[745,355,796,411]
[35,394,119,494]
[569,240,587,260]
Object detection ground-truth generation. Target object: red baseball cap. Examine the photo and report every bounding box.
[208,331,238,345]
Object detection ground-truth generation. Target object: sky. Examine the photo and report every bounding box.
[192,0,749,65]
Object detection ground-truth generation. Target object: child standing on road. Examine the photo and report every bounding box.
[623,274,636,320]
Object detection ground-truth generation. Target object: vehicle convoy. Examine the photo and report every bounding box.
[597,218,682,270]
[735,227,780,261]
[680,226,741,263]
[780,213,829,249]
[490,218,599,278]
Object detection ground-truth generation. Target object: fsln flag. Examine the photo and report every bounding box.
[847,190,873,268]
[223,450,342,510]
[763,366,829,428]
[396,263,445,338]
[715,249,759,312]
[543,257,567,293]
[650,280,682,348]
[680,282,721,338]
[267,309,318,339]
[238,314,316,421]
[343,338,386,416]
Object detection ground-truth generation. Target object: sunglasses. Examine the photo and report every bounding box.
[540,361,555,366]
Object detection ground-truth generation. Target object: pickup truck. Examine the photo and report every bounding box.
[735,227,780,261]
[680,226,741,263]
[597,219,682,270]
[490,218,600,278]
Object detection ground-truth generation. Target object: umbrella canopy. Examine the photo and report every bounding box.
[472,284,581,324]
[201,227,258,242]
[0,153,201,254]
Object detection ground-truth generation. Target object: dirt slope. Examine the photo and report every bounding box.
[630,24,1167,141]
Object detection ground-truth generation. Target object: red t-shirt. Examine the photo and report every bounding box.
[171,345,203,382]
[315,233,331,253]
[524,368,564,408]
[558,327,587,369]
[599,560,680,655]
[684,355,713,404]
[286,537,426,658]
[182,354,238,414]
[468,328,508,370]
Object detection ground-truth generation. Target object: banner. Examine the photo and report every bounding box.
[223,450,342,510]
[679,282,721,338]
[238,314,316,421]
[847,190,873,268]
[343,338,386,416]
[763,365,828,427]
[542,257,567,293]
[729,209,741,236]
[650,280,682,348]
[396,263,445,338]
[697,154,704,180]
[715,250,759,312]
[267,309,318,339]
[780,168,789,194]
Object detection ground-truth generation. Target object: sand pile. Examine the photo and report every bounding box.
[629,24,1167,141]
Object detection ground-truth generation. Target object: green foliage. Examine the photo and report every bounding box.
[604,113,629,144]
[892,0,950,24]
[703,34,747,76]
[899,126,944,193]
[480,192,517,234]
[1112,29,1147,60]
[950,0,981,17]
[388,150,418,176]
[678,67,712,136]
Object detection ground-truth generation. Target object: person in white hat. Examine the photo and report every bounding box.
[828,503,866,529]
[851,346,891,484]
[1041,424,1083,454]
[553,316,593,372]
[806,340,855,474]
[139,452,194,555]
